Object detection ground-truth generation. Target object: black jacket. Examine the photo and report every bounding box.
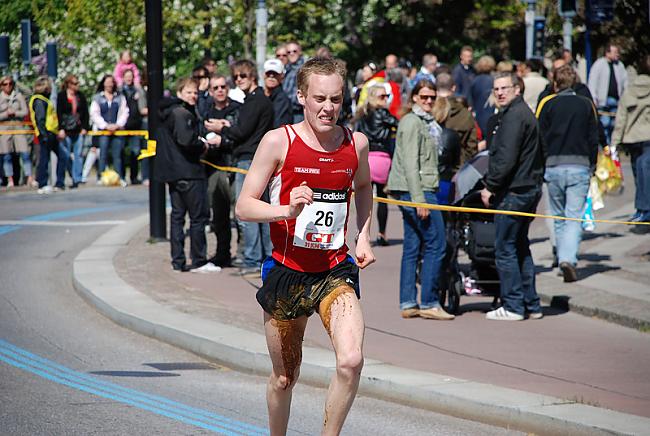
[205,99,242,166]
[356,108,398,155]
[483,96,545,194]
[56,90,90,134]
[438,127,461,181]
[153,97,206,183]
[537,88,599,168]
[268,86,292,128]
[221,86,274,162]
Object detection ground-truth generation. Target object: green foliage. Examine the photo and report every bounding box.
[1,0,646,92]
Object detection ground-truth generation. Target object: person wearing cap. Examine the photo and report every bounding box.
[263,59,292,128]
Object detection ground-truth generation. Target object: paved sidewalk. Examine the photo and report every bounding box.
[73,210,650,436]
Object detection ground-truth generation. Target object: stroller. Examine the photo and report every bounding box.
[437,152,501,314]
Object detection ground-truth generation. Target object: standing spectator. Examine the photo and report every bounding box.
[431,94,461,205]
[209,60,274,276]
[537,65,599,282]
[522,59,549,112]
[0,76,33,188]
[113,50,141,88]
[480,72,545,321]
[588,43,628,143]
[29,76,65,193]
[611,54,650,232]
[192,66,213,121]
[263,59,292,128]
[154,77,220,273]
[385,53,398,70]
[120,69,148,184]
[413,53,438,85]
[202,56,217,75]
[282,41,306,123]
[470,55,496,135]
[452,46,476,103]
[275,44,289,66]
[435,73,478,165]
[57,74,89,188]
[89,74,129,186]
[355,84,399,246]
[204,74,241,267]
[387,80,454,321]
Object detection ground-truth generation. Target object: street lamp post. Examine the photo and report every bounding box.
[255,0,268,79]
[145,0,166,242]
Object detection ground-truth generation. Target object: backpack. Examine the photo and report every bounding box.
[123,87,143,130]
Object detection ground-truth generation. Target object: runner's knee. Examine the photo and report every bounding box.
[336,349,364,380]
[272,368,300,391]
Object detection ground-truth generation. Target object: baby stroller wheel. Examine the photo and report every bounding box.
[438,275,461,315]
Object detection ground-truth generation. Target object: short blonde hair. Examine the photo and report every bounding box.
[297,57,346,96]
[175,77,199,93]
[475,56,496,74]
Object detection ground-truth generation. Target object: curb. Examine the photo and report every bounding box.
[73,214,650,436]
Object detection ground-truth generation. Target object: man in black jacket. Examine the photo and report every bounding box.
[263,58,292,128]
[480,72,545,321]
[208,60,274,275]
[536,65,599,283]
[204,74,241,267]
[154,77,220,273]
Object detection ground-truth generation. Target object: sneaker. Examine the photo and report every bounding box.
[239,266,261,278]
[53,185,65,192]
[190,262,221,273]
[559,262,578,283]
[37,185,53,194]
[630,224,650,235]
[528,311,544,320]
[96,179,104,186]
[486,307,524,321]
[419,307,455,320]
[172,264,190,273]
[119,179,128,188]
[401,307,420,319]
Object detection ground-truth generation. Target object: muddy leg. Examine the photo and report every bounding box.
[318,287,364,436]
[264,312,308,436]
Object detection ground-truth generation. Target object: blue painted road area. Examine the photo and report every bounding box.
[0,339,269,435]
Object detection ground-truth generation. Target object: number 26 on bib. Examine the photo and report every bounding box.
[293,188,348,250]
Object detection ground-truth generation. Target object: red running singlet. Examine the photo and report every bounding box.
[269,125,359,272]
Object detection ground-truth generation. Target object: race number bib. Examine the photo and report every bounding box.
[293,188,348,250]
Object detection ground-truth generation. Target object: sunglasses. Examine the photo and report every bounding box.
[211,85,227,90]
[232,73,248,80]
[417,94,435,101]
[276,53,287,58]
[378,94,389,99]
[265,71,280,77]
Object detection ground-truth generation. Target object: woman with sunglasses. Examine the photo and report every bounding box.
[0,76,33,188]
[57,74,89,188]
[355,84,398,246]
[386,79,454,321]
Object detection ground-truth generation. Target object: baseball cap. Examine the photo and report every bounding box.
[264,58,284,75]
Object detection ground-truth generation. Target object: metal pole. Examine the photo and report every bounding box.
[525,0,536,60]
[145,0,167,242]
[562,18,572,53]
[255,0,268,79]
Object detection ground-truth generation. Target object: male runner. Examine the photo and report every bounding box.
[236,57,375,435]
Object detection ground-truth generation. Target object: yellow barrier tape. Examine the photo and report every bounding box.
[138,140,157,160]
[200,159,647,227]
[0,129,149,138]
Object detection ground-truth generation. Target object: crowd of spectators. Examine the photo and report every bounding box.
[1,42,648,314]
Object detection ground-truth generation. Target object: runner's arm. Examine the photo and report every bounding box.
[352,131,376,269]
[235,128,300,223]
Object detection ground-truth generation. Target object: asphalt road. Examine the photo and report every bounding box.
[0,186,520,435]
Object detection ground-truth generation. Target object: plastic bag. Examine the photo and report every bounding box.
[595,147,623,195]
[100,168,121,186]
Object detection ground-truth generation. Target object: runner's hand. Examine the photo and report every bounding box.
[288,181,312,218]
[355,235,375,269]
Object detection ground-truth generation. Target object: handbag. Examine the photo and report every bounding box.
[61,113,80,131]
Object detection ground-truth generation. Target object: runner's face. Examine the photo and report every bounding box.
[299,73,343,133]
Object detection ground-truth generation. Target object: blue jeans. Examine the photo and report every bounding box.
[2,152,32,178]
[36,134,66,188]
[126,134,149,182]
[494,187,541,316]
[62,134,84,183]
[634,143,650,214]
[598,96,618,145]
[545,165,590,265]
[97,135,125,176]
[396,191,446,310]
[234,159,272,267]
